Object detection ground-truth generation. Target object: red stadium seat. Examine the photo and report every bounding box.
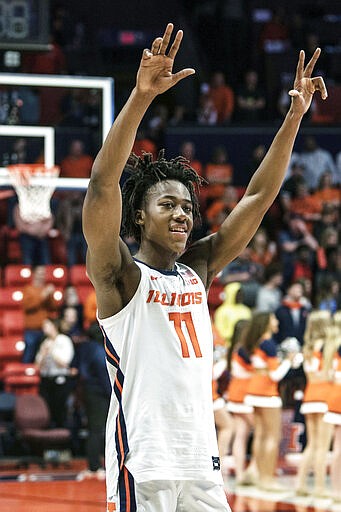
[3,362,40,395]
[0,287,24,310]
[75,285,94,305]
[3,264,32,287]
[0,336,25,377]
[1,310,24,338]
[1,227,22,265]
[69,264,90,287]
[44,265,68,287]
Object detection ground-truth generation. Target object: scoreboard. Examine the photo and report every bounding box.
[0,0,50,50]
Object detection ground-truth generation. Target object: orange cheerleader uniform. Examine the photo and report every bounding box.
[244,338,290,408]
[212,359,228,411]
[300,349,331,415]
[325,347,341,425]
[227,347,253,414]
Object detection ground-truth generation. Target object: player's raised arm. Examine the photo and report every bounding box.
[82,23,195,282]
[186,48,327,287]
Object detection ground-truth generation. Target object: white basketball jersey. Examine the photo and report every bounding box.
[98,259,222,497]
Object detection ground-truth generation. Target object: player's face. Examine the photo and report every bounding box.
[139,180,194,255]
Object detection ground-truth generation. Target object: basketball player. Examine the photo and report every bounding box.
[82,23,327,512]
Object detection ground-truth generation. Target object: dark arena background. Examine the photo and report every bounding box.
[0,1,340,511]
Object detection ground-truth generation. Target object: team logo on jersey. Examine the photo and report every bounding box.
[212,456,220,471]
[146,289,203,306]
[150,275,160,280]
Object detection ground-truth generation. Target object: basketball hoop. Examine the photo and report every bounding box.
[8,164,60,223]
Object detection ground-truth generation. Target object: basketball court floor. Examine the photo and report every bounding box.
[0,459,338,512]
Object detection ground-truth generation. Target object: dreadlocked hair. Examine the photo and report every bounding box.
[121,150,205,244]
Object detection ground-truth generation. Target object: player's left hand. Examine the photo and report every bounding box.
[288,48,328,116]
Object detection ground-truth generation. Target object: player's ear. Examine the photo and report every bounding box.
[135,210,145,225]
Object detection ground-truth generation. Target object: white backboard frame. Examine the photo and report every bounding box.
[0,73,114,188]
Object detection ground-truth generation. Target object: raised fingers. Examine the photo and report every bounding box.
[159,23,174,55]
[151,37,162,55]
[304,47,321,77]
[295,50,305,82]
[168,30,184,60]
[311,76,328,100]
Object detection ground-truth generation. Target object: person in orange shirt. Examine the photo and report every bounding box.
[132,128,157,160]
[208,72,235,125]
[289,181,322,230]
[22,265,59,363]
[205,146,234,203]
[312,170,340,207]
[179,140,204,177]
[248,227,277,267]
[60,139,94,178]
[206,185,238,233]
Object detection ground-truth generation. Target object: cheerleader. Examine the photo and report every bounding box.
[244,311,298,491]
[296,310,333,497]
[226,319,258,485]
[324,311,341,502]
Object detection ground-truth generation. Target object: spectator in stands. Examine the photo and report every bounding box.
[298,135,337,191]
[204,145,234,203]
[35,317,75,428]
[13,203,53,266]
[255,262,283,313]
[60,139,94,179]
[274,281,310,347]
[214,282,252,346]
[132,128,157,160]
[207,71,235,125]
[235,70,266,123]
[55,191,87,267]
[281,162,306,199]
[312,171,340,206]
[288,181,322,228]
[248,227,277,267]
[196,83,218,126]
[259,8,290,53]
[22,265,59,363]
[147,103,168,148]
[60,90,87,127]
[245,144,267,182]
[59,306,83,341]
[220,246,264,288]
[179,140,204,177]
[60,284,83,332]
[76,323,110,481]
[278,214,318,287]
[315,276,340,314]
[313,203,338,248]
[205,185,238,233]
[22,35,67,75]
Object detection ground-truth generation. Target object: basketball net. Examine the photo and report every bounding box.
[8,164,60,223]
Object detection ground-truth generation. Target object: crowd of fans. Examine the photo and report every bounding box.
[0,0,340,485]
